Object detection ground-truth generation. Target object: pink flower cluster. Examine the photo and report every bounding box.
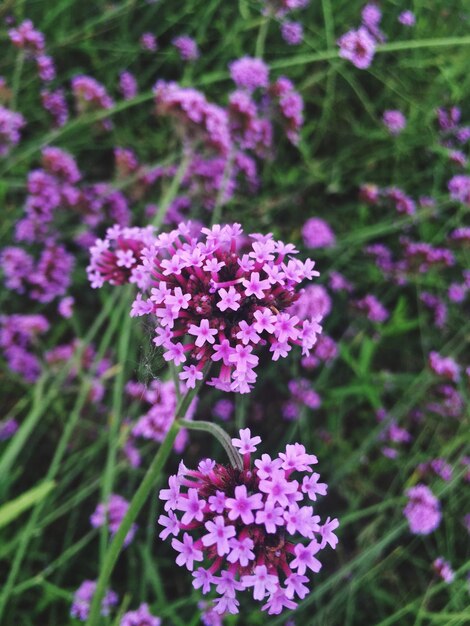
[127,222,322,393]
[87,225,155,289]
[382,110,407,135]
[158,429,338,615]
[428,351,460,383]
[90,494,137,547]
[403,484,441,535]
[173,35,200,61]
[337,3,390,69]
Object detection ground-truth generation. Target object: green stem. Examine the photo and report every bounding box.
[86,376,206,626]
[210,151,234,227]
[152,151,192,230]
[179,419,243,470]
[255,15,270,58]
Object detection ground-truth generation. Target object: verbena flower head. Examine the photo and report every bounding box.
[90,494,137,547]
[281,22,303,46]
[71,75,114,130]
[153,81,231,156]
[229,57,270,92]
[8,19,45,56]
[382,110,406,135]
[337,27,376,69]
[432,557,455,584]
[448,175,470,205]
[173,35,200,61]
[398,10,416,27]
[70,580,118,621]
[0,105,25,156]
[120,603,161,626]
[41,88,69,127]
[140,32,158,51]
[302,217,335,248]
[0,418,18,441]
[119,71,138,100]
[129,222,322,393]
[428,351,460,383]
[87,225,156,289]
[403,484,441,535]
[158,429,338,615]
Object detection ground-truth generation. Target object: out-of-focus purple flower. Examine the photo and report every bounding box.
[130,379,197,454]
[329,271,353,292]
[270,77,304,145]
[359,183,380,204]
[212,398,234,421]
[8,19,45,56]
[288,285,331,321]
[432,557,454,583]
[127,222,322,394]
[448,175,470,205]
[385,187,415,214]
[382,110,406,135]
[281,22,303,45]
[140,32,158,51]
[0,314,49,382]
[41,89,69,127]
[159,429,338,615]
[0,105,25,156]
[398,10,416,27]
[354,295,389,323]
[417,459,453,482]
[72,75,114,131]
[70,580,118,621]
[361,3,385,42]
[403,484,441,535]
[337,27,376,69]
[428,351,460,382]
[302,218,335,249]
[229,57,270,92]
[0,418,18,441]
[58,296,75,319]
[173,35,200,61]
[36,54,55,82]
[154,81,231,156]
[120,603,161,626]
[119,71,138,100]
[90,494,137,547]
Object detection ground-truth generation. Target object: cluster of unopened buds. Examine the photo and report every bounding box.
[158,428,338,616]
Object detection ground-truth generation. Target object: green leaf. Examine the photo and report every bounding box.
[0,481,55,530]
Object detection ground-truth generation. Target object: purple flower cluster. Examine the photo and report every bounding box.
[382,110,407,135]
[126,378,198,453]
[159,429,338,615]
[281,22,303,45]
[0,105,25,156]
[126,222,322,393]
[432,557,455,584]
[0,314,49,382]
[120,604,161,626]
[448,175,470,206]
[41,89,69,127]
[337,27,376,70]
[90,494,137,547]
[403,484,441,535]
[0,418,19,441]
[229,57,270,92]
[398,11,416,27]
[119,71,138,100]
[173,35,200,61]
[87,225,155,289]
[354,294,389,323]
[154,81,231,156]
[70,580,118,621]
[282,378,321,420]
[417,459,453,482]
[71,75,114,131]
[428,351,460,383]
[8,19,45,56]
[301,218,336,249]
[140,32,158,51]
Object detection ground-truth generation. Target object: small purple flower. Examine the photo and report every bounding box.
[432,557,454,584]
[229,57,269,92]
[120,603,161,626]
[382,110,406,135]
[90,494,137,547]
[403,484,441,535]
[172,35,199,61]
[398,10,416,27]
[119,71,138,100]
[281,22,303,46]
[140,32,157,51]
[337,27,376,70]
[302,218,335,249]
[70,580,118,621]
